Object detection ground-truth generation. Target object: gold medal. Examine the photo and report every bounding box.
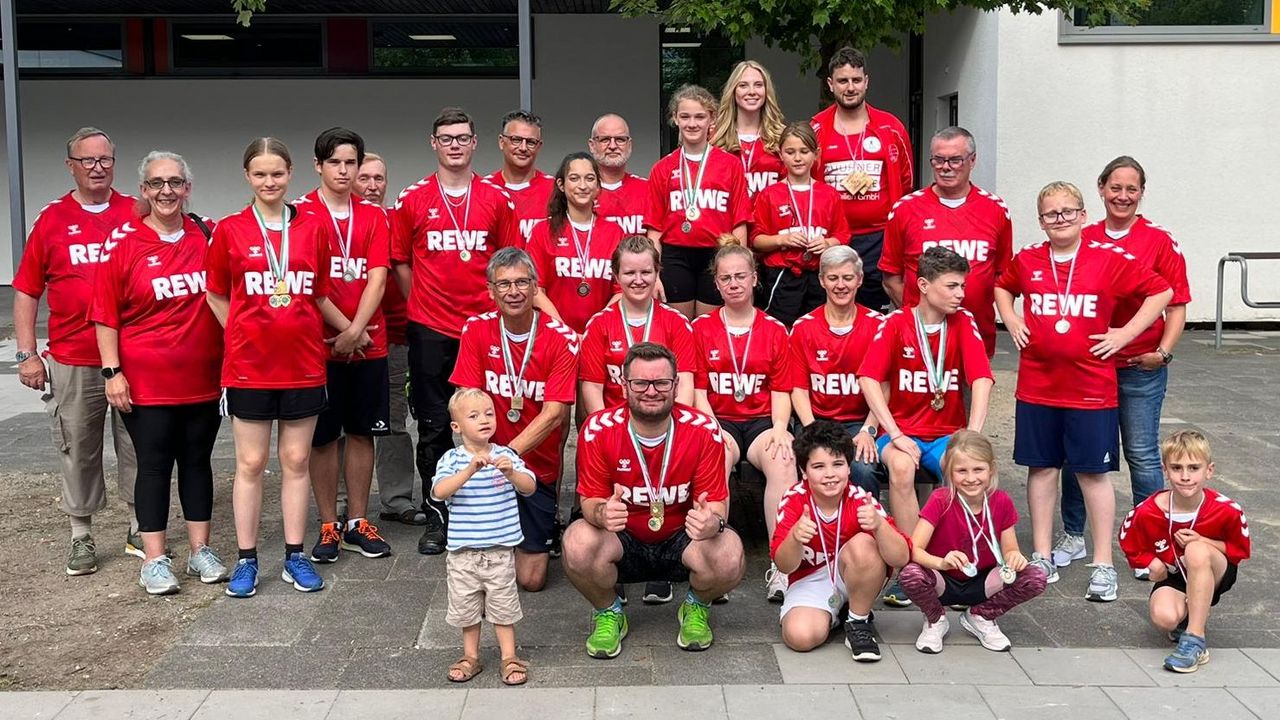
[511,395,524,412]
[649,500,664,525]
[274,280,287,295]
[931,390,945,412]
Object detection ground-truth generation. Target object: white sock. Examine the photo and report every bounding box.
[70,515,92,539]
[346,517,364,531]
[848,611,870,623]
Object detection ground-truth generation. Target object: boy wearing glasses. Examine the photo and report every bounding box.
[486,110,553,241]
[588,114,649,236]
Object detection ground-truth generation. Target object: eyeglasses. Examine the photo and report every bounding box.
[68,155,115,170]
[502,134,542,149]
[490,278,534,292]
[143,177,189,191]
[625,378,675,393]
[715,272,752,285]
[1039,207,1084,223]
[928,154,973,169]
[591,135,631,146]
[434,133,475,146]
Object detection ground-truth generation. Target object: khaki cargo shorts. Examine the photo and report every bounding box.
[445,546,523,627]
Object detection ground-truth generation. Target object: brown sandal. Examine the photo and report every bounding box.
[447,656,483,683]
[501,656,529,686]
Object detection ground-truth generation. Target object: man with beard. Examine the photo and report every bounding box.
[563,342,745,659]
[811,47,913,312]
[588,114,648,236]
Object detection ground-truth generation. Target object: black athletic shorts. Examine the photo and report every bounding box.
[660,244,721,305]
[313,358,391,446]
[850,230,890,313]
[225,386,327,422]
[720,417,773,459]
[516,480,558,554]
[938,570,995,608]
[616,528,693,584]
[759,266,825,328]
[1152,562,1238,607]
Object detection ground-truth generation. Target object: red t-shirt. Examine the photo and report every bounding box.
[390,174,522,338]
[881,185,1013,357]
[484,170,553,241]
[206,205,333,389]
[87,216,222,405]
[12,190,136,366]
[577,404,728,544]
[379,205,409,346]
[1119,488,1250,572]
[1081,217,1191,365]
[996,240,1171,409]
[918,487,1018,581]
[298,190,391,360]
[596,173,649,236]
[732,137,786,199]
[579,302,696,408]
[857,307,993,440]
[450,311,579,484]
[789,305,882,422]
[751,181,851,271]
[644,147,751,249]
[525,217,624,334]
[693,309,793,421]
[811,103,914,235]
[771,480,905,585]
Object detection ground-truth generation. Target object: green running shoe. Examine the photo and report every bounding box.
[585,608,628,659]
[66,533,97,576]
[677,600,713,651]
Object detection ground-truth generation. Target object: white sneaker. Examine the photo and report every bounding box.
[764,564,787,603]
[960,610,1010,652]
[915,615,950,654]
[1133,566,1151,581]
[1050,533,1086,567]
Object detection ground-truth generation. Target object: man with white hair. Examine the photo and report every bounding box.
[589,114,648,236]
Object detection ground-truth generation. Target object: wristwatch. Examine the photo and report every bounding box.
[101,366,123,379]
[1156,347,1173,364]
[861,425,877,436]
[15,350,37,363]
[715,514,727,534]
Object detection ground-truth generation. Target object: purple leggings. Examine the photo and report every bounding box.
[899,562,1047,624]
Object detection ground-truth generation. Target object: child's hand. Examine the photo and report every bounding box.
[470,453,491,471]
[942,550,970,571]
[790,505,818,544]
[1174,528,1202,547]
[492,455,514,476]
[1004,550,1027,572]
[856,495,881,532]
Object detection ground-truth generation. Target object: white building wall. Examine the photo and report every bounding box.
[922,8,1000,190]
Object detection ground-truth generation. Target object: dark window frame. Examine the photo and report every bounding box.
[167,15,328,76]
[368,16,522,78]
[658,25,744,154]
[5,16,127,76]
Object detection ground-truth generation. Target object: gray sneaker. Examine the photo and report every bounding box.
[1050,532,1086,567]
[1086,564,1119,602]
[139,556,181,595]
[186,545,230,584]
[1029,552,1060,584]
[66,534,98,576]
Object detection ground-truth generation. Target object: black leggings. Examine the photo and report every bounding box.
[121,401,221,532]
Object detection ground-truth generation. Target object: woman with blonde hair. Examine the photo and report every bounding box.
[713,60,787,200]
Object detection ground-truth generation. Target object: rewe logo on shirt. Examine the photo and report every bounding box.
[555,256,612,280]
[243,271,317,296]
[923,238,991,262]
[800,546,836,566]
[619,482,692,507]
[607,214,645,235]
[152,271,207,300]
[811,373,860,395]
[426,229,489,252]
[898,369,959,394]
[1028,293,1099,318]
[68,242,113,266]
[668,189,730,213]
[747,171,779,195]
[520,218,540,239]
[330,257,368,280]
[606,364,625,385]
[483,370,546,402]
[708,372,765,397]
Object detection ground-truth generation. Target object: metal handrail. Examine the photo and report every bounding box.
[1215,252,1280,349]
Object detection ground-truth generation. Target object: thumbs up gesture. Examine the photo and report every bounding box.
[602,484,630,533]
[856,494,882,532]
[684,491,719,541]
[790,505,818,545]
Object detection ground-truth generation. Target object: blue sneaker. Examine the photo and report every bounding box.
[282,552,325,592]
[1164,632,1209,673]
[225,558,259,598]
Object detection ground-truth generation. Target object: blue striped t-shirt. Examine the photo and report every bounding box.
[430,443,530,551]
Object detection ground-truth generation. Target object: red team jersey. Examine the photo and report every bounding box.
[918,488,1018,581]
[391,174,522,338]
[450,311,579,484]
[750,181,851,271]
[996,240,1170,409]
[87,216,222,405]
[810,104,914,235]
[644,147,751,248]
[1119,488,1251,571]
[595,174,649,236]
[881,185,1013,356]
[693,309,793,421]
[378,206,409,346]
[789,305,882,422]
[484,170,553,241]
[731,137,786,199]
[12,190,136,366]
[857,308,993,440]
[577,404,728,544]
[771,481,905,585]
[206,205,333,389]
[525,217,625,334]
[579,302,696,408]
[298,190,391,360]
[1081,217,1191,365]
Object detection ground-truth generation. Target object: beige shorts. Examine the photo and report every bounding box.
[446,547,523,627]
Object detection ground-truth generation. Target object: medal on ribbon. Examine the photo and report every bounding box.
[679,149,709,226]
[1049,245,1080,336]
[318,192,356,283]
[499,313,539,425]
[627,416,675,535]
[809,494,844,610]
[723,309,757,405]
[913,308,948,412]
[437,175,474,263]
[252,205,291,311]
[569,219,595,298]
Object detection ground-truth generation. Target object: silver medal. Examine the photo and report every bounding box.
[733,389,746,402]
[961,562,978,578]
[1000,565,1017,585]
[1055,318,1071,334]
[459,249,472,262]
[685,206,700,221]
[680,221,692,233]
[828,592,841,610]
[506,408,521,423]
[342,270,356,282]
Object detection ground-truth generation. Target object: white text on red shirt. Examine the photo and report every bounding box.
[152,271,207,300]
[668,189,730,212]
[1029,293,1099,318]
[922,238,991,262]
[898,368,960,393]
[426,229,489,252]
[708,371,765,396]
[484,370,546,401]
[243,271,317,296]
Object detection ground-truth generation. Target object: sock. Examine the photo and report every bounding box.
[685,590,711,608]
[346,517,364,531]
[238,547,258,561]
[601,597,623,613]
[285,543,304,558]
[70,515,92,539]
[126,504,139,533]
[848,611,870,623]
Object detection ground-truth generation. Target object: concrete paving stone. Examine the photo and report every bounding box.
[1241,649,1280,682]
[337,647,503,689]
[191,690,338,720]
[143,646,348,689]
[55,690,209,720]
[722,685,859,720]
[180,594,314,647]
[385,551,448,581]
[1227,687,1280,718]
[1211,630,1280,650]
[1035,597,1156,648]
[850,684,996,720]
[461,687,594,720]
[649,644,782,686]
[772,642,907,685]
[327,689,466,720]
[318,554,396,582]
[1125,648,1279,688]
[1102,687,1260,720]
[299,580,433,649]
[977,685,1127,720]
[596,685,726,720]
[0,691,76,720]
[518,644,655,688]
[892,644,1032,686]
[1010,647,1153,686]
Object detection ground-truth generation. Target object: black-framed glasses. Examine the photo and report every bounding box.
[433,133,475,146]
[591,135,631,146]
[68,155,115,169]
[490,278,534,292]
[501,134,542,148]
[1039,207,1084,223]
[928,154,972,169]
[143,177,189,191]
[625,378,675,393]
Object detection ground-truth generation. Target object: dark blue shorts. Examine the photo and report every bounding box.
[516,480,558,554]
[1013,400,1119,473]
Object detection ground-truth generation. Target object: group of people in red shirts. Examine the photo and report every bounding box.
[14,44,1245,676]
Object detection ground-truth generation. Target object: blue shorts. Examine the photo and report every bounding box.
[516,481,558,554]
[876,432,952,484]
[1013,400,1120,473]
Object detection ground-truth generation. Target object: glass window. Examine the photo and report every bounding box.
[371,19,518,76]
[8,21,124,71]
[171,20,324,71]
[1062,1,1274,42]
[659,26,743,153]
